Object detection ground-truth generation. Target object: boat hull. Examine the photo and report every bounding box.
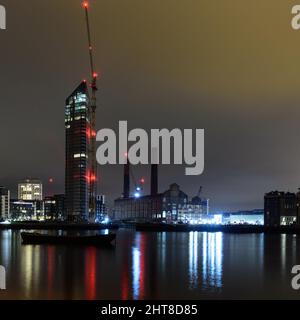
[21,232,116,246]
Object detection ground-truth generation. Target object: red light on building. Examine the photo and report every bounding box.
[86,171,91,183]
[92,72,98,78]
[86,128,91,139]
[82,1,89,9]
[49,178,54,183]
[86,171,96,183]
[140,178,145,184]
[91,130,96,138]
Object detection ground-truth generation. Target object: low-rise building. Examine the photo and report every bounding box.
[18,179,43,201]
[264,191,300,226]
[96,195,107,222]
[0,186,10,221]
[223,209,264,225]
[44,194,65,220]
[10,199,44,220]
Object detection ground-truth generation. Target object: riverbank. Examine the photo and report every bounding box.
[2,221,300,234]
[0,222,119,230]
[135,222,300,234]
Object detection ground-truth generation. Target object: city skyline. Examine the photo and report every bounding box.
[1,1,300,306]
[2,1,300,212]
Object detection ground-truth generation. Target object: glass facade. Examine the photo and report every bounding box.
[65,81,90,221]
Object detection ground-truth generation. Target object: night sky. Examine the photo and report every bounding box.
[1,0,300,212]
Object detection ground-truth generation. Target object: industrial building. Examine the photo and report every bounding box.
[0,186,10,221]
[222,209,264,225]
[114,163,209,222]
[177,198,209,223]
[18,179,43,201]
[264,190,300,226]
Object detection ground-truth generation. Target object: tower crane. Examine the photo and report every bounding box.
[197,186,203,198]
[82,1,98,220]
[129,166,145,198]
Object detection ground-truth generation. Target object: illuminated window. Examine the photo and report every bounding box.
[73,153,88,159]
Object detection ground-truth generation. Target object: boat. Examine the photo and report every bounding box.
[21,232,116,246]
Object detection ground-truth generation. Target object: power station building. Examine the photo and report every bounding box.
[114,164,209,222]
[65,81,90,222]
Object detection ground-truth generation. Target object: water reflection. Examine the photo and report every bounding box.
[85,247,97,300]
[281,234,286,274]
[200,232,223,289]
[47,246,55,297]
[0,230,11,267]
[1,230,300,299]
[189,232,198,288]
[22,244,41,298]
[131,233,145,300]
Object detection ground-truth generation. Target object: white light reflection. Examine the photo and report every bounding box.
[158,232,167,276]
[281,234,286,274]
[201,232,223,289]
[0,230,11,267]
[189,232,198,288]
[132,234,141,299]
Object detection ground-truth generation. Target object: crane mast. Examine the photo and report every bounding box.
[83,1,98,221]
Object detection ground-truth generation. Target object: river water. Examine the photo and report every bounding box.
[0,229,300,300]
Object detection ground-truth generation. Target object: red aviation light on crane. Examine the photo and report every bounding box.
[92,72,98,79]
[82,1,89,9]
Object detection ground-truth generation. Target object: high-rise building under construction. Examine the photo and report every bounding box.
[65,2,98,221]
[65,81,90,221]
